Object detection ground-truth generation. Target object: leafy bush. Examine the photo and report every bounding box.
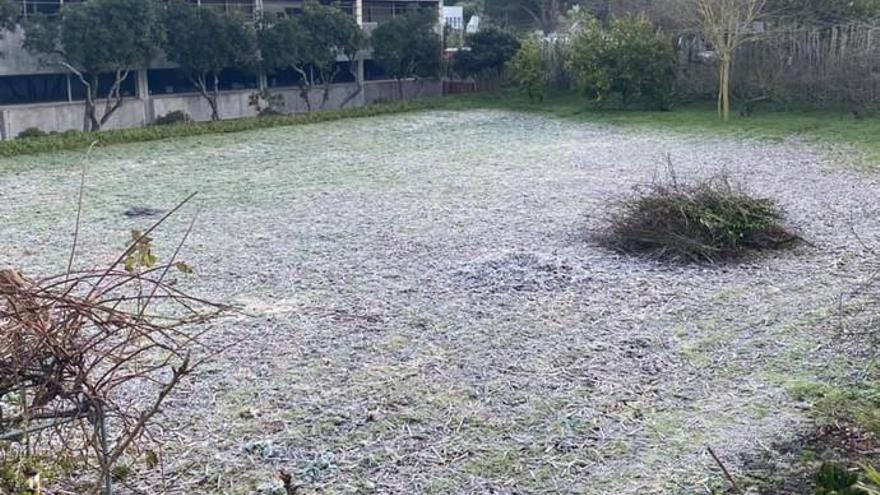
[816,463,861,495]
[16,127,48,139]
[454,27,521,79]
[152,110,192,126]
[567,16,676,109]
[600,168,799,262]
[814,463,880,495]
[509,38,547,102]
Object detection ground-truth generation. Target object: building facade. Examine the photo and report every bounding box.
[0,0,443,138]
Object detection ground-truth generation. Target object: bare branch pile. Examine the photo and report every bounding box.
[0,198,226,493]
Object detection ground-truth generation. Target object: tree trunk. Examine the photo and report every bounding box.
[319,67,340,110]
[192,74,220,122]
[718,54,731,122]
[340,60,363,108]
[321,80,332,110]
[292,66,312,112]
[211,73,221,121]
[99,69,130,128]
[340,83,362,108]
[86,75,101,132]
[298,83,312,112]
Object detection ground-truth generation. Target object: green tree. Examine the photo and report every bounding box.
[260,1,363,111]
[454,26,521,79]
[371,9,441,100]
[258,14,307,107]
[568,16,675,108]
[300,1,364,109]
[22,0,164,132]
[508,37,546,101]
[163,0,257,121]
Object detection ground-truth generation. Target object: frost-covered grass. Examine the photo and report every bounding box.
[1,110,878,494]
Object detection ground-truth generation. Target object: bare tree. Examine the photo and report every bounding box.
[694,0,766,121]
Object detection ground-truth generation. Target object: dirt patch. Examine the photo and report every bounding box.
[453,251,575,293]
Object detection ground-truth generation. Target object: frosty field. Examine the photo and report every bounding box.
[1,110,878,494]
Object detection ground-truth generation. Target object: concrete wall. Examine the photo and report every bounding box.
[364,79,442,104]
[151,91,258,123]
[0,79,443,139]
[0,99,148,139]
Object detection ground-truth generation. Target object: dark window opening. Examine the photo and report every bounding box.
[148,67,257,95]
[21,0,85,17]
[262,0,354,17]
[364,59,391,81]
[69,72,137,101]
[333,63,356,83]
[267,62,356,88]
[216,67,258,90]
[148,68,198,95]
[193,0,256,17]
[0,73,69,105]
[266,67,303,88]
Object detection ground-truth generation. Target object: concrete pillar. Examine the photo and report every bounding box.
[0,109,7,140]
[355,0,363,26]
[136,69,154,124]
[136,69,149,100]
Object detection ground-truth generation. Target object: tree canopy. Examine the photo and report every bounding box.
[163,0,257,120]
[454,26,521,78]
[371,8,441,96]
[23,0,164,131]
[259,1,363,110]
[567,16,675,108]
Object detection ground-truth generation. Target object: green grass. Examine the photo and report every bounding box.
[433,91,880,164]
[2,89,879,162]
[788,380,880,434]
[0,99,443,159]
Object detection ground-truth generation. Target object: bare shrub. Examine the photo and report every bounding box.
[599,165,800,262]
[0,193,226,493]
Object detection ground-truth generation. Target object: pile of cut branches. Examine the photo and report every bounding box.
[0,194,226,493]
[600,166,800,262]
